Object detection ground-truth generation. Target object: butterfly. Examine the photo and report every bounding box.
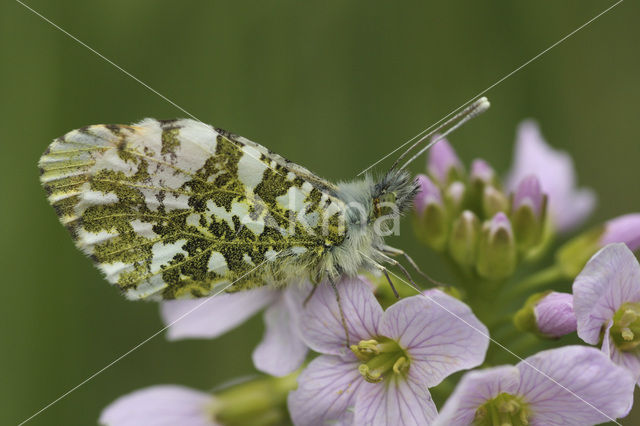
[39,98,489,303]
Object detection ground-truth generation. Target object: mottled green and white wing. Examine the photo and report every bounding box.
[39,119,346,300]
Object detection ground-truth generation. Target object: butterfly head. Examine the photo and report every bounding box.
[371,169,419,221]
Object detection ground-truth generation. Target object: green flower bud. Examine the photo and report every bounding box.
[476,213,517,280]
[415,202,449,251]
[444,181,466,217]
[511,176,547,252]
[414,174,449,251]
[448,210,480,268]
[482,185,509,218]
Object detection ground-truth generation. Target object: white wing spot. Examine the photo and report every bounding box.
[237,145,268,189]
[208,251,229,275]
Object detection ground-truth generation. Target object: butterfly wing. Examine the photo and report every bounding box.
[39,118,346,300]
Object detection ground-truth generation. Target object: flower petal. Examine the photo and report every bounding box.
[600,213,640,251]
[379,290,489,387]
[99,385,215,426]
[433,366,520,426]
[516,346,635,425]
[160,287,278,340]
[252,291,308,376]
[573,243,640,345]
[298,277,383,356]
[505,120,595,232]
[288,355,363,426]
[354,374,438,426]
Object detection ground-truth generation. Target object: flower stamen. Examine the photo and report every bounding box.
[611,302,640,351]
[352,337,409,383]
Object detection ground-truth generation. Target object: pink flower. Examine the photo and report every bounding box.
[506,120,595,233]
[573,243,640,383]
[288,277,489,425]
[100,385,216,426]
[435,346,634,425]
[160,285,309,377]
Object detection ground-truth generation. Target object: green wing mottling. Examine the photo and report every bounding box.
[39,119,346,300]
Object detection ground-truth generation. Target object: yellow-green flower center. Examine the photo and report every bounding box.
[350,338,409,383]
[611,302,640,351]
[474,393,530,426]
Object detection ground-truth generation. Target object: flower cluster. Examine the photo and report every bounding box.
[99,120,640,426]
[413,123,566,281]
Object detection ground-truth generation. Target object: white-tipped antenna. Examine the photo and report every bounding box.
[391,97,491,171]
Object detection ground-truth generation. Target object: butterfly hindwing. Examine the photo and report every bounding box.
[39,119,346,300]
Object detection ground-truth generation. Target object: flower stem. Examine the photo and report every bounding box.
[503,265,564,300]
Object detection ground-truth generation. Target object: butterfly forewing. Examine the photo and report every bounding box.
[39,119,346,300]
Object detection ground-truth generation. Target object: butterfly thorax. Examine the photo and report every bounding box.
[324,169,418,279]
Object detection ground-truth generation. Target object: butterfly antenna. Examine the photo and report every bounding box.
[390,97,490,171]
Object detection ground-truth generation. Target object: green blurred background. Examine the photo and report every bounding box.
[1,1,639,424]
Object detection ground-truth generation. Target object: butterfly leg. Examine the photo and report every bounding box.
[329,277,350,347]
[381,245,448,288]
[303,283,318,307]
[377,253,421,293]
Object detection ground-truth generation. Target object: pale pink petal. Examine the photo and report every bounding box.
[252,294,308,376]
[516,346,635,425]
[160,288,278,340]
[600,213,640,251]
[99,385,215,426]
[288,355,363,426]
[298,277,383,356]
[354,375,438,426]
[379,290,489,387]
[505,120,595,232]
[433,366,520,426]
[573,243,640,345]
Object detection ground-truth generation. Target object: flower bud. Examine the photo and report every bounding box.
[535,292,577,338]
[470,159,495,185]
[511,175,547,251]
[467,158,495,210]
[427,137,464,184]
[444,181,466,216]
[482,185,509,218]
[476,213,517,280]
[556,213,640,278]
[448,210,480,268]
[414,175,448,251]
[514,291,577,339]
[414,174,442,215]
